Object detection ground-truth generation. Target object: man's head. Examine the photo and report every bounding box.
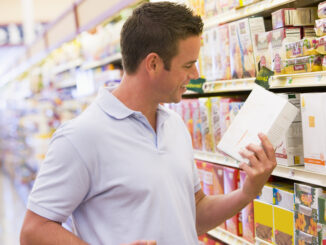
[120,2,203,75]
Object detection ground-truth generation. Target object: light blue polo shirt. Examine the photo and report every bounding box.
[27,87,201,245]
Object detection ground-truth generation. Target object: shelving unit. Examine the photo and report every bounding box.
[52,58,83,76]
[203,78,256,93]
[207,227,254,245]
[81,52,122,70]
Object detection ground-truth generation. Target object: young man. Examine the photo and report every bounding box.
[20,2,276,245]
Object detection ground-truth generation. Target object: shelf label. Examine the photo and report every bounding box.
[289,169,295,178]
[286,77,293,85]
[315,74,322,83]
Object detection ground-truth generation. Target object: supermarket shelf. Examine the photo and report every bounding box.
[269,71,326,89]
[203,78,256,93]
[81,53,122,70]
[255,237,273,245]
[194,151,326,187]
[52,58,83,76]
[207,227,254,245]
[204,0,295,28]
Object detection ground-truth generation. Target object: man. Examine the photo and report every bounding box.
[20,2,276,245]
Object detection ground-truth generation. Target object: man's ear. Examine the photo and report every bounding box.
[145,52,162,74]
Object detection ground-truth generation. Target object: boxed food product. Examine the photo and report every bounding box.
[210,97,221,150]
[275,94,304,167]
[274,206,294,245]
[302,27,316,38]
[319,1,326,19]
[272,8,317,29]
[295,204,318,236]
[317,36,326,54]
[272,8,296,29]
[323,56,326,71]
[270,27,301,74]
[295,183,324,210]
[214,25,231,80]
[295,230,319,245]
[212,164,226,229]
[284,55,323,74]
[195,160,204,189]
[203,29,214,81]
[204,0,217,18]
[300,93,326,172]
[273,182,295,211]
[315,19,326,37]
[253,32,272,72]
[202,161,214,195]
[257,183,275,205]
[224,166,240,235]
[199,98,215,153]
[254,199,274,243]
[218,0,234,13]
[240,171,255,243]
[219,98,232,137]
[285,38,318,59]
[191,99,203,151]
[229,102,244,124]
[182,100,195,147]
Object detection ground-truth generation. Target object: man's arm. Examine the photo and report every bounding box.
[20,210,88,245]
[195,133,277,235]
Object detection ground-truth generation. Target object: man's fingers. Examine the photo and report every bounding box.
[258,133,276,161]
[239,148,259,167]
[239,162,253,176]
[246,143,267,163]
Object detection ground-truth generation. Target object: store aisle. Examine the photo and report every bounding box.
[0,171,26,245]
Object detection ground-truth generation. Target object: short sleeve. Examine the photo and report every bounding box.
[27,135,91,223]
[192,157,201,193]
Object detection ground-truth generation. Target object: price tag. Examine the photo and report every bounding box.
[286,77,293,85]
[289,169,295,178]
[315,74,322,83]
[222,81,227,89]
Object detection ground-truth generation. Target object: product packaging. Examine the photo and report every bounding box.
[285,38,318,59]
[315,19,326,37]
[212,164,226,229]
[275,94,304,167]
[295,230,319,245]
[254,199,274,243]
[258,183,275,205]
[318,195,326,225]
[215,25,231,80]
[195,160,204,189]
[272,8,296,29]
[182,100,195,147]
[199,98,215,153]
[323,56,326,71]
[191,99,203,151]
[202,161,214,195]
[272,8,317,29]
[284,55,323,74]
[210,97,221,150]
[204,0,217,18]
[294,183,324,210]
[319,1,326,19]
[274,206,294,245]
[302,26,317,38]
[203,29,214,81]
[253,32,272,72]
[317,36,326,54]
[273,182,295,211]
[294,204,318,236]
[300,93,326,172]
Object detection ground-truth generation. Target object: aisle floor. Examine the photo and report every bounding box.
[0,171,26,245]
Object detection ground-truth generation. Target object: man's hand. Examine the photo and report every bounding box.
[239,133,277,200]
[121,240,157,245]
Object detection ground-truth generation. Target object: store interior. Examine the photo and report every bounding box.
[1,0,326,244]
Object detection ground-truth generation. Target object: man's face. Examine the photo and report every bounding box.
[155,35,201,103]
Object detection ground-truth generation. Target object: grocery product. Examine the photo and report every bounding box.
[210,97,221,150]
[203,161,214,195]
[323,56,326,71]
[315,19,326,37]
[272,8,296,29]
[318,195,326,225]
[294,204,318,236]
[295,230,319,245]
[318,1,326,19]
[285,38,318,59]
[254,199,274,243]
[272,8,317,29]
[317,36,326,54]
[199,98,215,152]
[203,29,214,81]
[294,183,325,210]
[204,0,217,18]
[212,164,226,229]
[274,206,294,245]
[284,55,322,74]
[302,26,317,38]
[214,25,231,80]
[195,160,204,189]
[191,99,203,151]
[273,182,295,211]
[253,32,272,72]
[257,183,274,204]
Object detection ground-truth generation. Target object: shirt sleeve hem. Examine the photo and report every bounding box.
[27,199,68,223]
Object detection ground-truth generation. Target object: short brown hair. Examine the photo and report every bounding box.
[120,2,203,74]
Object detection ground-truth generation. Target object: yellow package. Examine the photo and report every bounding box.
[286,38,318,59]
[274,206,294,245]
[315,19,326,37]
[254,200,274,243]
[317,36,326,54]
[284,55,323,74]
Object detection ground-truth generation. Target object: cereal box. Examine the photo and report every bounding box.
[199,98,215,153]
[254,199,274,243]
[195,160,205,189]
[253,32,272,72]
[224,166,240,235]
[257,183,274,205]
[203,29,214,81]
[212,164,226,229]
[318,195,326,225]
[240,171,255,243]
[204,0,217,18]
[272,8,296,29]
[300,93,326,173]
[295,230,319,245]
[182,100,194,147]
[284,55,323,74]
[203,161,214,195]
[274,205,294,245]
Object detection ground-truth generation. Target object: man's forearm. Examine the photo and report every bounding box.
[196,189,252,235]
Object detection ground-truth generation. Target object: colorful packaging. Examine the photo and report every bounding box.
[315,19,326,37]
[204,0,217,18]
[300,93,326,172]
[273,182,295,211]
[270,27,301,74]
[294,204,318,236]
[191,99,203,151]
[214,25,231,80]
[183,100,195,147]
[294,183,324,210]
[199,98,215,153]
[224,166,240,235]
[203,29,214,81]
[240,171,255,243]
[253,32,272,72]
[317,36,326,54]
[272,8,296,29]
[257,183,274,205]
[229,102,244,124]
[254,199,274,243]
[274,206,294,245]
[203,161,214,195]
[295,230,319,245]
[318,1,326,19]
[272,8,317,29]
[284,55,323,74]
[285,38,318,59]
[210,97,221,150]
[195,160,204,189]
[275,94,304,167]
[212,164,226,229]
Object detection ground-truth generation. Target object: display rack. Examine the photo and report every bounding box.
[203,78,256,93]
[81,52,122,70]
[255,237,273,245]
[207,227,254,245]
[52,58,83,76]
[194,151,326,188]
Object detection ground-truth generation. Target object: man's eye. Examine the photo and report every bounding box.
[185,64,192,69]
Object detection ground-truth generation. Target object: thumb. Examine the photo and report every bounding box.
[239,162,252,176]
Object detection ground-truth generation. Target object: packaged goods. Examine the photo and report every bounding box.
[274,206,294,245]
[317,36,326,54]
[253,32,272,72]
[254,199,274,243]
[270,27,301,74]
[210,97,221,150]
[199,98,215,152]
[212,164,226,229]
[302,27,317,38]
[285,38,318,59]
[295,230,319,245]
[224,167,240,235]
[294,204,318,236]
[203,29,214,81]
[272,8,317,29]
[191,99,203,151]
[315,19,326,37]
[275,94,304,167]
[215,25,231,80]
[300,93,326,172]
[182,100,195,147]
[272,8,296,29]
[318,1,326,19]
[204,0,217,18]
[202,161,214,195]
[323,56,326,71]
[284,55,323,74]
[229,102,244,124]
[240,171,255,243]
[218,0,234,13]
[294,183,324,210]
[195,160,204,189]
[318,195,326,225]
[258,183,274,204]
[237,0,259,8]
[273,182,295,211]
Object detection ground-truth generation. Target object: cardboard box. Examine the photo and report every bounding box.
[300,94,326,172]
[295,204,318,236]
[270,27,301,74]
[275,94,304,167]
[258,183,275,205]
[295,183,324,210]
[195,160,204,189]
[273,182,295,211]
[253,32,272,73]
[214,25,231,80]
[274,206,294,245]
[203,29,214,81]
[224,166,240,235]
[254,199,274,243]
[210,97,221,151]
[212,164,226,229]
[191,99,203,151]
[318,195,326,225]
[240,171,255,243]
[182,100,195,147]
[272,8,318,29]
[272,8,296,29]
